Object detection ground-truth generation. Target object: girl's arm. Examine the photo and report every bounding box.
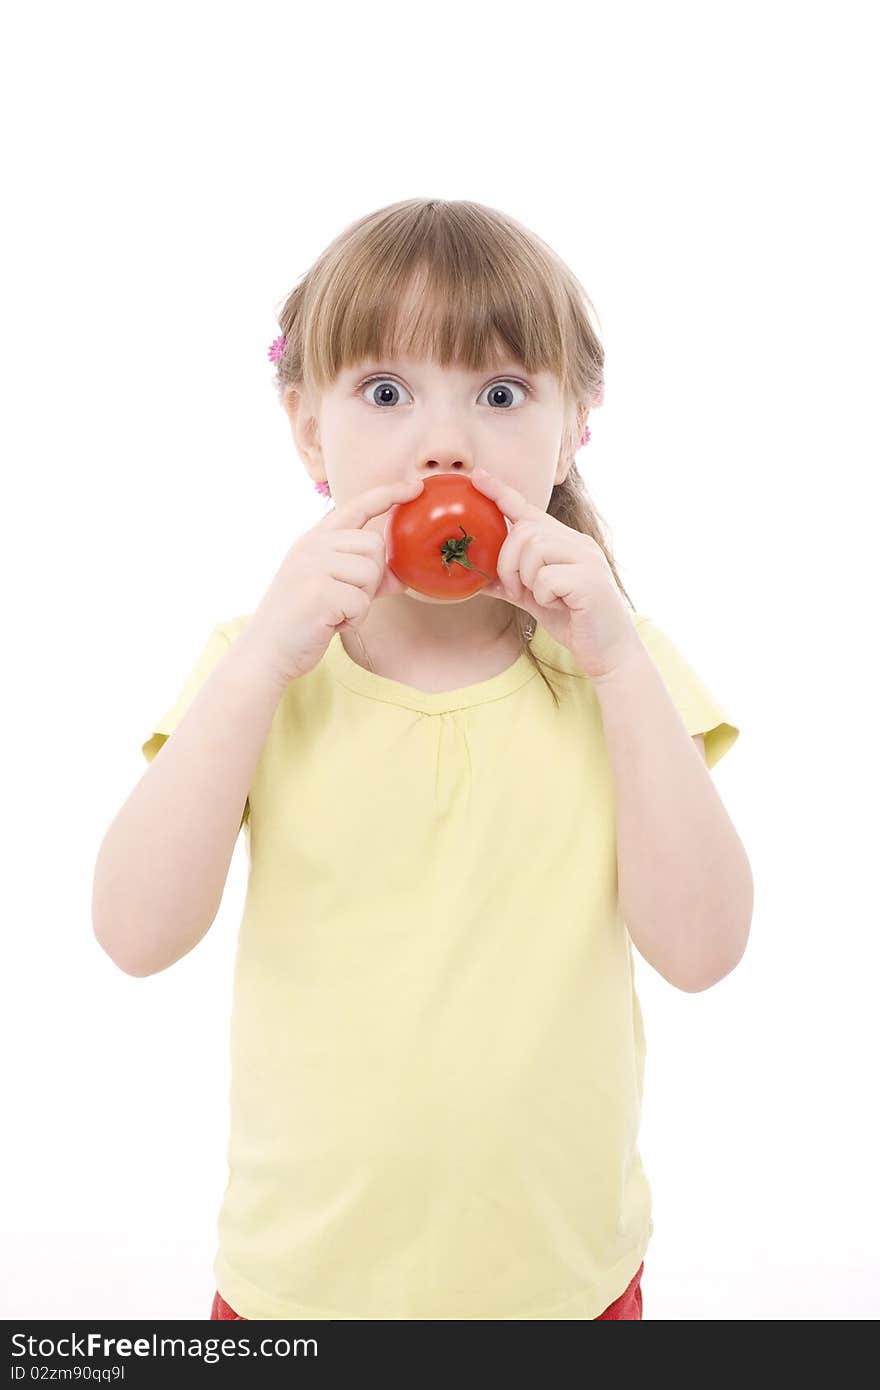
[92,628,287,977]
[593,644,753,992]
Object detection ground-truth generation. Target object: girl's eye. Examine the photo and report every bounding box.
[358,375,531,410]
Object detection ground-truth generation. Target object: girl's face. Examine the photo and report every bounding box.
[286,351,573,547]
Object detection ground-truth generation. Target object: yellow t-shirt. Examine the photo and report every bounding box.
[141,612,740,1319]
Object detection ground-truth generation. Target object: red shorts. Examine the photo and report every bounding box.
[211,1261,644,1321]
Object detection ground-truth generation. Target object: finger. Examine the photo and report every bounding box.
[530,562,582,611]
[494,523,534,605]
[324,477,425,531]
[469,468,543,524]
[519,528,584,595]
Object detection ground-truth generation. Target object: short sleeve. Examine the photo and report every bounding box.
[140,620,249,830]
[632,615,740,770]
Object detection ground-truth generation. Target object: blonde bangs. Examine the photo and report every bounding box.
[307,244,570,397]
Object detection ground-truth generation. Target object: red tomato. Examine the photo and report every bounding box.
[385,474,509,601]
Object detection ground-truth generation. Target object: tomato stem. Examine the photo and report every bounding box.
[439,525,494,581]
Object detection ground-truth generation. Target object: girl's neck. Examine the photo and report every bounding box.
[340,602,522,689]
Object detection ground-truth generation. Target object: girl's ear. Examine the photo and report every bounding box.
[283,389,322,468]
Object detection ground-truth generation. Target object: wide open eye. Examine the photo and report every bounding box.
[477,380,530,409]
[359,376,413,407]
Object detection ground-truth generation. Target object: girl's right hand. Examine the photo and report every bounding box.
[244,476,425,687]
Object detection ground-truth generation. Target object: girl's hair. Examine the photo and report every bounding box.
[271,197,636,707]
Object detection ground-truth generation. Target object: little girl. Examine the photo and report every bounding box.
[94,198,750,1321]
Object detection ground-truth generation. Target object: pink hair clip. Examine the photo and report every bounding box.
[578,423,591,448]
[268,334,286,364]
[314,479,331,497]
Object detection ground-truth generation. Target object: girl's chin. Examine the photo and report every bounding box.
[403,587,479,605]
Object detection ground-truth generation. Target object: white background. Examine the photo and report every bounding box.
[3,0,878,1321]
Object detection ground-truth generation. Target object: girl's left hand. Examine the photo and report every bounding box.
[469,468,643,682]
